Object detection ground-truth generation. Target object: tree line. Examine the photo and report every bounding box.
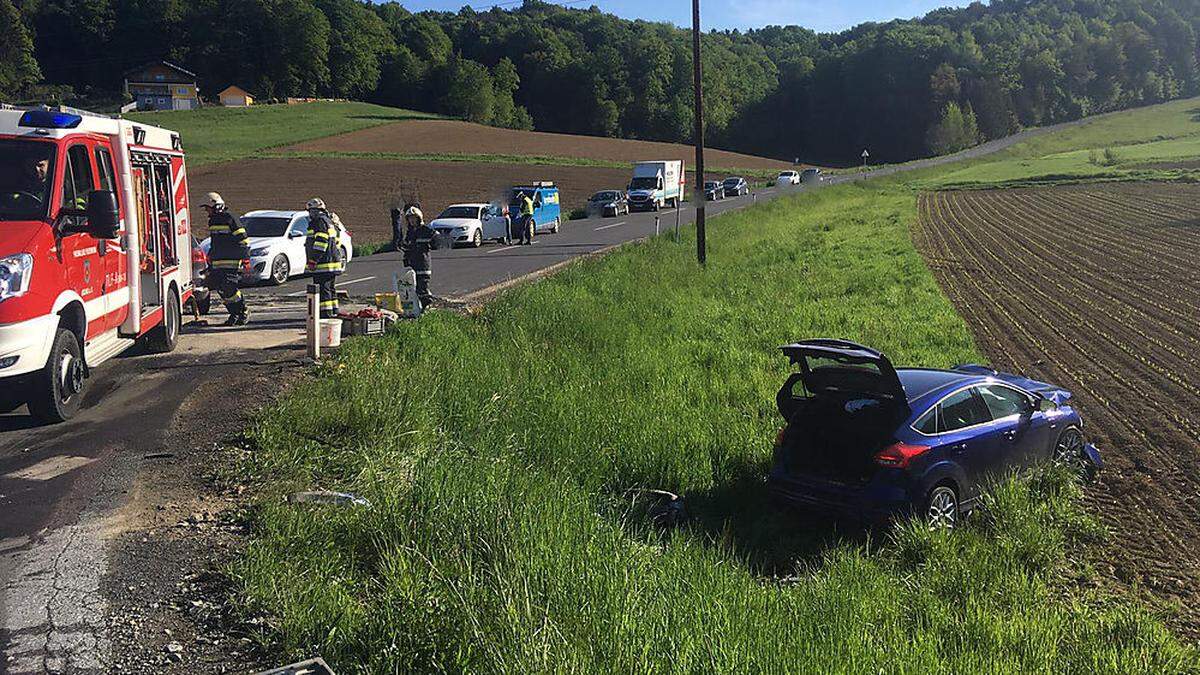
[1,0,1198,163]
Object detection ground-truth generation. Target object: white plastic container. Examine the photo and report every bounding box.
[393,268,423,318]
[318,318,343,348]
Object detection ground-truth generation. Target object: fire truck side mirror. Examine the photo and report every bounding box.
[85,190,120,240]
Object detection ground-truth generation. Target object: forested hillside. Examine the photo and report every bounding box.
[2,0,1198,163]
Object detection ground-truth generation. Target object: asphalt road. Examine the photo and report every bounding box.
[244,184,805,301]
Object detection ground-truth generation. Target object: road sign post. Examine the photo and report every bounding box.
[861,149,870,172]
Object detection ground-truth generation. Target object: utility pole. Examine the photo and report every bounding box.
[692,0,706,266]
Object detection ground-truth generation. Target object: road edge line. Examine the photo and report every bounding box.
[455,239,639,304]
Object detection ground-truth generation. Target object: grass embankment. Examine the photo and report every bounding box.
[927,96,1200,188]
[126,102,439,166]
[234,181,1196,671]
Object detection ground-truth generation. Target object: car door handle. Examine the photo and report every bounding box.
[949,443,968,454]
[1004,429,1018,441]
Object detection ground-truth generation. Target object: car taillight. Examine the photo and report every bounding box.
[192,248,207,265]
[875,442,931,469]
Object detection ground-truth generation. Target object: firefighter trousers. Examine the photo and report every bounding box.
[314,273,339,319]
[212,266,246,317]
[415,269,433,308]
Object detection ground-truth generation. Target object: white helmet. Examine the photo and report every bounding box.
[201,192,225,209]
[404,205,424,223]
[306,197,326,211]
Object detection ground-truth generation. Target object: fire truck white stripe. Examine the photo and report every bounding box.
[83,287,131,322]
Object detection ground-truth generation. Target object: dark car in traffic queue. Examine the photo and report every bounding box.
[703,181,725,201]
[768,339,1101,528]
[722,176,749,197]
[587,190,630,218]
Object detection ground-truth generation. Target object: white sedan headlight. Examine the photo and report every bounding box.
[0,254,34,302]
[249,246,270,257]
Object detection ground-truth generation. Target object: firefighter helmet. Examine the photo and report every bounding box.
[404,205,424,223]
[200,192,225,209]
[306,197,326,211]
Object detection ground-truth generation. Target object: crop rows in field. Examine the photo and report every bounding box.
[915,183,1200,629]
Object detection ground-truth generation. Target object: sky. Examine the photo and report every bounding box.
[389,0,975,33]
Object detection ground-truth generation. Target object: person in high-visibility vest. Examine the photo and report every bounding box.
[304,197,344,319]
[200,192,250,326]
[518,191,535,245]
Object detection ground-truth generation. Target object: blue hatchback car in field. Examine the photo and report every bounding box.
[768,339,1102,528]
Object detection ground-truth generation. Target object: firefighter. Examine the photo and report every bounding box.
[518,191,535,245]
[201,192,250,326]
[400,204,438,308]
[304,198,344,319]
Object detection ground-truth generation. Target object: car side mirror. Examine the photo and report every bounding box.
[289,231,304,239]
[86,190,120,239]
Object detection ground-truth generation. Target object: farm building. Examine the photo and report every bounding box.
[124,61,201,111]
[219,86,254,107]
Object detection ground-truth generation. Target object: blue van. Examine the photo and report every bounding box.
[510,182,561,235]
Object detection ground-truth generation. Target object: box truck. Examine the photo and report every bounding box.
[627,161,684,211]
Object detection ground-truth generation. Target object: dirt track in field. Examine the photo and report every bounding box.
[915,183,1200,632]
[189,157,631,243]
[286,119,796,171]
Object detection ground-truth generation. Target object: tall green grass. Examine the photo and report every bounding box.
[235,182,1196,672]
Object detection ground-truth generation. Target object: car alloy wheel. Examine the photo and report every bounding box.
[1053,428,1086,473]
[472,228,483,247]
[926,485,958,530]
[270,254,289,285]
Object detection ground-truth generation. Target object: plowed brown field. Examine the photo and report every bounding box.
[287,119,795,171]
[189,157,630,243]
[915,183,1200,633]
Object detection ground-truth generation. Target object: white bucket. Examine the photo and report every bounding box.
[318,318,343,348]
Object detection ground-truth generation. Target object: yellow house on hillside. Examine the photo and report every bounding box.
[219,86,255,107]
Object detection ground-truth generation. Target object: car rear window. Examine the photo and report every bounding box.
[914,408,938,435]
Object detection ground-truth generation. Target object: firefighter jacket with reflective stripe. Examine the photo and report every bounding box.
[402,224,438,271]
[306,211,344,275]
[207,210,249,268]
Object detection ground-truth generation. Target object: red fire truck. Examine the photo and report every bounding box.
[0,106,192,422]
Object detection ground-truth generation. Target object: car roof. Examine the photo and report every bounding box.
[243,210,302,219]
[896,368,977,400]
[443,203,488,209]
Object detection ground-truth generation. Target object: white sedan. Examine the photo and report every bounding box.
[430,203,510,247]
[776,170,800,186]
[201,210,353,285]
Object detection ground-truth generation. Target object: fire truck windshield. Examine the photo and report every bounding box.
[0,139,57,222]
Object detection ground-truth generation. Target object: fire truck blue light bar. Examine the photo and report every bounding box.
[18,110,83,129]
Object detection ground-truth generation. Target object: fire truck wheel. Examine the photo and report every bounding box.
[147,289,181,354]
[28,329,85,424]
